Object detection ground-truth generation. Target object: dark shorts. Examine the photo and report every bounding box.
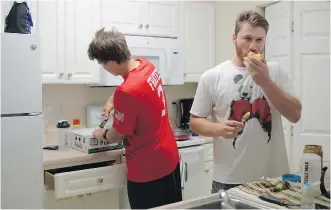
[127,163,182,209]
[211,180,241,193]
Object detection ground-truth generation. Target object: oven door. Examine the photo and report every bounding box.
[129,47,167,83]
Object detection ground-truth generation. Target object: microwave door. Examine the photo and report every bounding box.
[130,47,167,81]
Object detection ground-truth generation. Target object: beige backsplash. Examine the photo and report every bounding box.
[43,83,198,129]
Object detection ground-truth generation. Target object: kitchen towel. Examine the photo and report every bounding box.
[229,178,330,209]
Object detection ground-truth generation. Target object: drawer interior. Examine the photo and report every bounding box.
[45,160,115,175]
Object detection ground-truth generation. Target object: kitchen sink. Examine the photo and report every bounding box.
[190,198,262,209]
[152,190,275,209]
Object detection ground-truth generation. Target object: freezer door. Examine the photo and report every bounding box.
[1,33,42,114]
[1,115,44,209]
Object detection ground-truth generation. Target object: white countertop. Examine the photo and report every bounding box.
[43,132,212,170]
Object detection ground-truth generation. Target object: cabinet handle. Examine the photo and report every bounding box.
[68,72,72,77]
[30,44,37,50]
[145,24,149,29]
[138,24,143,28]
[97,178,103,183]
[185,162,188,182]
[183,73,187,77]
[59,72,64,76]
[78,195,83,198]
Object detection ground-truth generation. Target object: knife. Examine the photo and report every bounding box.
[258,195,300,206]
[99,116,109,129]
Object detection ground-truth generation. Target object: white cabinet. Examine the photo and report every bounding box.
[101,1,179,38]
[180,2,215,82]
[2,0,215,86]
[203,143,214,195]
[27,1,65,84]
[82,190,119,209]
[44,187,119,209]
[4,1,101,84]
[63,1,101,84]
[179,145,206,200]
[204,161,213,195]
[44,187,84,209]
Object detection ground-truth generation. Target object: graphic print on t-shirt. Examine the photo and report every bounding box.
[228,74,272,148]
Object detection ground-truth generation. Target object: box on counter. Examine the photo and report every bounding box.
[70,128,124,154]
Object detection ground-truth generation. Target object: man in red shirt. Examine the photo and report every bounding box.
[88,27,182,209]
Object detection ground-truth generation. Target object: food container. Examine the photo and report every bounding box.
[173,130,191,141]
[304,144,323,168]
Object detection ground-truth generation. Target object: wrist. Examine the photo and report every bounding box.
[214,124,225,137]
[261,78,274,90]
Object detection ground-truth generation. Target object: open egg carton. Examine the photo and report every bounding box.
[70,128,124,154]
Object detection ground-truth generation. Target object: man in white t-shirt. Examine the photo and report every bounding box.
[190,10,302,193]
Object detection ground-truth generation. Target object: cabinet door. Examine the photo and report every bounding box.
[101,0,144,35]
[179,146,205,201]
[83,190,120,209]
[33,1,64,84]
[44,187,83,209]
[143,1,179,38]
[64,0,100,84]
[180,2,215,82]
[203,161,213,196]
[2,1,64,84]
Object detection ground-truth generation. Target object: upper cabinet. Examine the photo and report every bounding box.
[15,0,101,84]
[63,1,101,84]
[30,1,66,84]
[101,1,179,38]
[1,0,215,85]
[180,2,215,82]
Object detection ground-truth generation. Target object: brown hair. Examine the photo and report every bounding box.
[87,27,131,64]
[234,10,269,35]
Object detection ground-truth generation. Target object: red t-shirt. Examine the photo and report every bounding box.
[112,58,179,183]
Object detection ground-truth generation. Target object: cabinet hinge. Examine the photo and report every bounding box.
[290,125,294,137]
[291,22,294,32]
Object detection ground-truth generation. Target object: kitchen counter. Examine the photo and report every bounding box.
[43,133,212,170]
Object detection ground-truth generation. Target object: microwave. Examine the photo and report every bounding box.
[97,35,183,86]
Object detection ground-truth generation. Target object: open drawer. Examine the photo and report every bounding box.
[44,161,127,199]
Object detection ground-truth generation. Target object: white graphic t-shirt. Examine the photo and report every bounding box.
[190,60,294,184]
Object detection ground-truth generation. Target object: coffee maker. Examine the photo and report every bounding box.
[172,98,194,131]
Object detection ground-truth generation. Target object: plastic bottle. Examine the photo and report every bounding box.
[301,182,315,209]
[300,153,321,189]
[56,120,71,151]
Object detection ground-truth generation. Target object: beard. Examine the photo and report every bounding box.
[235,44,249,61]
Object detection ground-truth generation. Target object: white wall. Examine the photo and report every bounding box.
[42,0,278,129]
[43,83,198,129]
[214,1,275,65]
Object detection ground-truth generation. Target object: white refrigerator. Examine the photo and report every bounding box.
[1,33,44,208]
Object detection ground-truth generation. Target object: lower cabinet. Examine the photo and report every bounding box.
[203,142,214,196]
[44,187,120,209]
[203,161,214,195]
